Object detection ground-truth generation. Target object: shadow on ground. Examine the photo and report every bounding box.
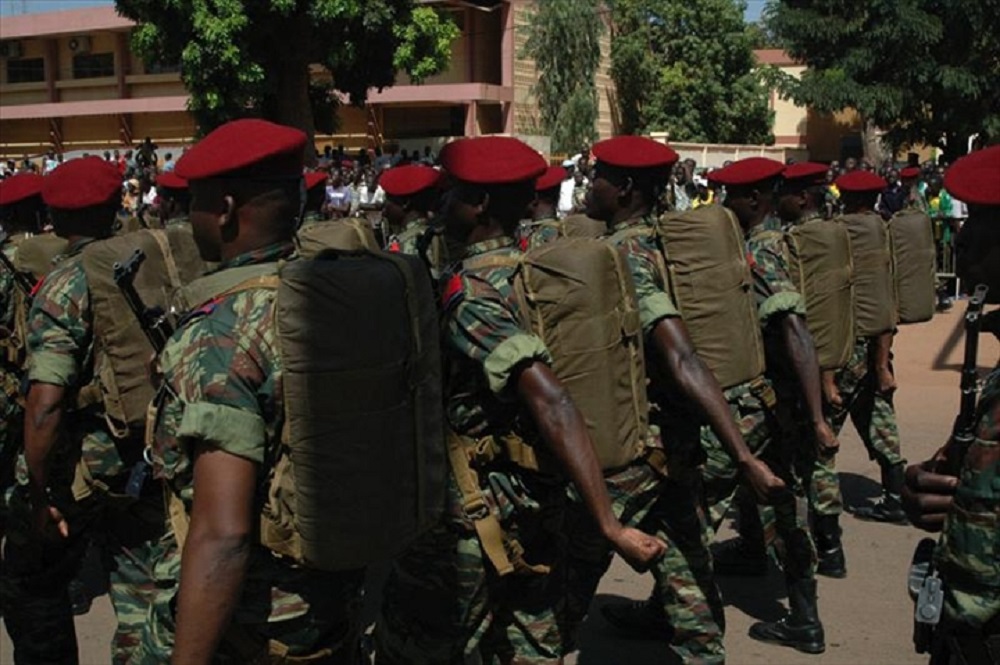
[575,594,682,665]
[838,471,884,512]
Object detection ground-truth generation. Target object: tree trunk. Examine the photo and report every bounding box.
[268,16,317,166]
[861,118,887,166]
[941,132,967,164]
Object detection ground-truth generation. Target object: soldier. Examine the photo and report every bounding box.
[382,164,444,276]
[576,137,788,662]
[137,119,367,663]
[156,171,191,228]
[18,156,166,664]
[374,136,665,665]
[832,170,909,523]
[900,165,929,213]
[518,165,565,250]
[902,144,1000,665]
[300,170,329,229]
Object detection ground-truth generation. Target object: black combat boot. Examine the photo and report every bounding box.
[853,463,907,523]
[813,514,846,578]
[749,577,826,654]
[600,597,673,640]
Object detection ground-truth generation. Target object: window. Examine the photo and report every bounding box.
[72,52,114,79]
[6,58,45,84]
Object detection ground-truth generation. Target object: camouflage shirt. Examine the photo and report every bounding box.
[518,217,561,251]
[152,241,351,624]
[25,236,125,485]
[442,236,551,439]
[389,218,429,256]
[0,236,22,333]
[936,362,1000,626]
[605,214,681,337]
[746,222,806,326]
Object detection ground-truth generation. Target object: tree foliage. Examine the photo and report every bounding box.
[610,0,773,144]
[522,0,604,154]
[764,0,1000,159]
[116,0,459,147]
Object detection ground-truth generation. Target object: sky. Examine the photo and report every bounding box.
[1,0,768,21]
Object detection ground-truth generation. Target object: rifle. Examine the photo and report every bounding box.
[910,283,989,655]
[112,248,174,354]
[0,231,37,297]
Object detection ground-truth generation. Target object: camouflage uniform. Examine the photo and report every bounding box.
[934,364,1000,657]
[517,217,561,251]
[138,241,366,663]
[2,236,167,665]
[389,218,429,256]
[0,235,26,529]
[577,215,728,664]
[375,236,569,665]
[700,224,817,577]
[826,337,905,474]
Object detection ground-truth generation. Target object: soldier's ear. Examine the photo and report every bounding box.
[220,195,237,230]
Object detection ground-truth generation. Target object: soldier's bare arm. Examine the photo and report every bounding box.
[515,361,666,571]
[172,446,255,665]
[650,317,788,503]
[23,381,69,538]
[778,314,839,455]
[871,330,897,395]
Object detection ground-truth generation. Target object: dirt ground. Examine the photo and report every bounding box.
[3,304,997,665]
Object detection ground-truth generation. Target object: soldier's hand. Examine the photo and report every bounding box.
[742,458,788,504]
[814,421,840,457]
[822,371,843,408]
[609,526,667,573]
[876,365,897,396]
[33,502,69,540]
[902,455,958,533]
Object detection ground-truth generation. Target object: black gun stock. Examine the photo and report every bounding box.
[113,248,174,353]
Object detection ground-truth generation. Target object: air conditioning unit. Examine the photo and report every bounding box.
[0,41,25,59]
[68,36,92,54]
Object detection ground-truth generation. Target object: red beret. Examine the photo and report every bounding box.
[0,173,45,206]
[156,172,188,191]
[899,166,921,179]
[380,165,441,197]
[43,156,121,210]
[944,145,1000,206]
[592,136,679,170]
[835,170,887,193]
[304,171,327,192]
[536,166,567,192]
[782,161,828,185]
[175,119,306,181]
[439,137,546,185]
[708,157,784,187]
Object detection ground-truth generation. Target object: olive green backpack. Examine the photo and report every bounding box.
[836,212,896,336]
[656,205,765,389]
[464,238,650,471]
[2,234,68,368]
[785,219,855,371]
[81,226,206,438]
[297,217,379,256]
[888,209,936,324]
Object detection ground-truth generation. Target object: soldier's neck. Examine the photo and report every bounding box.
[611,203,652,226]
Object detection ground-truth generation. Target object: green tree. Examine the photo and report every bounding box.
[116,0,459,154]
[764,0,1000,160]
[610,0,773,144]
[522,0,604,154]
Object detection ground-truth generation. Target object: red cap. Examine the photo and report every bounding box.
[439,137,546,185]
[43,156,121,210]
[944,145,1000,206]
[835,170,887,193]
[380,165,441,197]
[304,171,327,192]
[782,161,828,185]
[592,136,679,169]
[156,172,188,191]
[899,166,921,179]
[708,157,785,187]
[0,173,45,206]
[535,166,567,192]
[175,119,306,181]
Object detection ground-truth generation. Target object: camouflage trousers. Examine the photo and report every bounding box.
[375,466,568,665]
[563,457,725,665]
[826,337,904,473]
[138,532,367,664]
[701,379,818,580]
[0,366,22,538]
[0,486,166,665]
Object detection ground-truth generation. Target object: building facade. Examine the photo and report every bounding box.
[0,1,618,159]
